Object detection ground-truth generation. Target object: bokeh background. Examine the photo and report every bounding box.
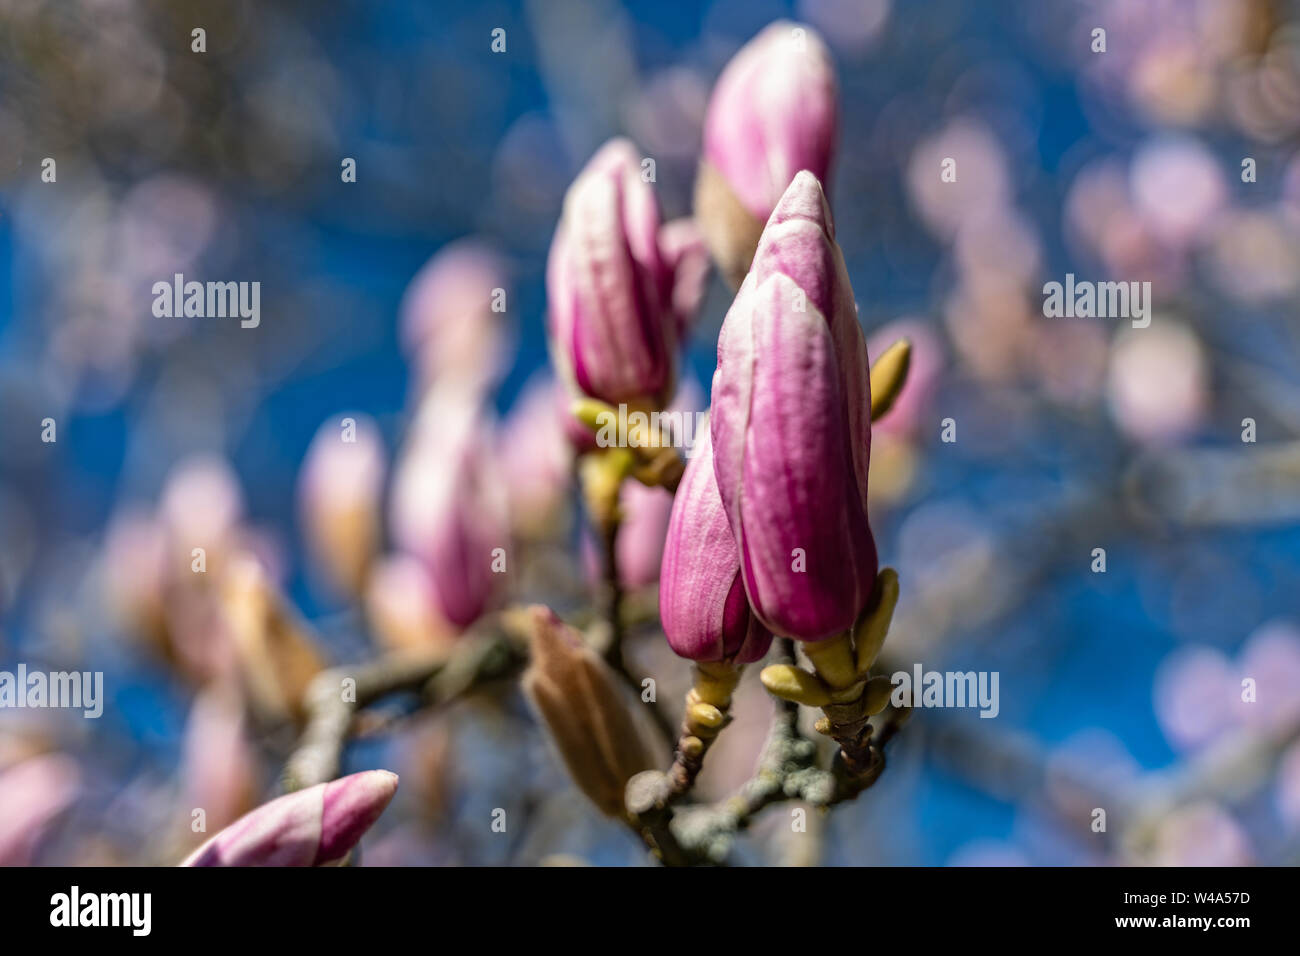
[3,0,1300,866]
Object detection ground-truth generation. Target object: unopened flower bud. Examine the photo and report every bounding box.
[711,172,876,641]
[521,606,660,818]
[696,21,837,287]
[181,770,399,866]
[297,414,386,598]
[547,138,678,407]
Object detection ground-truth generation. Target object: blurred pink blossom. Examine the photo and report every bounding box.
[182,684,260,835]
[907,119,1010,242]
[297,414,387,597]
[1106,322,1207,445]
[498,374,573,538]
[866,318,943,438]
[365,552,449,653]
[1148,802,1253,866]
[1235,620,1300,732]
[1130,136,1226,248]
[0,754,80,866]
[400,239,512,399]
[389,386,509,631]
[797,0,891,56]
[1153,645,1236,751]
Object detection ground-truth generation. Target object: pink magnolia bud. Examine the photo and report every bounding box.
[101,508,168,647]
[365,551,452,652]
[389,385,508,630]
[658,217,712,337]
[697,22,837,287]
[711,172,876,641]
[661,427,772,663]
[703,22,837,220]
[498,373,573,537]
[159,454,245,568]
[400,239,511,398]
[0,754,80,866]
[297,414,386,597]
[583,481,675,592]
[547,138,678,407]
[181,770,398,867]
[182,684,260,836]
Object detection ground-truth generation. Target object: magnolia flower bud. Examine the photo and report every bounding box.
[711,172,876,641]
[400,239,511,399]
[181,770,399,866]
[520,606,660,817]
[220,554,325,724]
[389,385,509,631]
[582,480,675,591]
[696,21,837,288]
[181,684,260,838]
[547,138,678,407]
[498,373,573,537]
[159,454,245,572]
[365,552,455,653]
[660,427,772,663]
[658,217,711,336]
[297,414,386,598]
[101,509,169,651]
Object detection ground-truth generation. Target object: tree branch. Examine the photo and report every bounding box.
[282,618,525,791]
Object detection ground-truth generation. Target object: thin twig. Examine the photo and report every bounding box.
[282,619,525,791]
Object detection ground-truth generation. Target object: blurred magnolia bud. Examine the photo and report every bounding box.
[498,373,573,538]
[159,454,245,574]
[364,551,455,653]
[697,21,837,288]
[220,555,325,725]
[182,684,260,837]
[400,238,511,399]
[614,482,675,590]
[1153,645,1235,751]
[658,217,712,336]
[100,508,169,650]
[297,414,386,598]
[1130,136,1226,248]
[521,606,658,818]
[181,770,399,867]
[1237,620,1300,732]
[0,753,80,865]
[1107,321,1207,445]
[389,385,509,631]
[547,138,679,408]
[583,480,675,592]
